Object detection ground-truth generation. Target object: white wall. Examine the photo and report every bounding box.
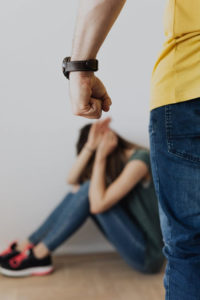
[0,0,165,254]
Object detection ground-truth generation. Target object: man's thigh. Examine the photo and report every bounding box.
[149,98,200,298]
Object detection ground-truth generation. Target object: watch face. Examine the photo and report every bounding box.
[62,57,70,75]
[62,64,65,75]
[62,61,66,69]
[62,60,67,75]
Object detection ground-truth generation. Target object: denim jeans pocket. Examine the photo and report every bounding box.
[165,98,200,163]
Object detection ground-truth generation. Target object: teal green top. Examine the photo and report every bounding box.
[123,149,164,270]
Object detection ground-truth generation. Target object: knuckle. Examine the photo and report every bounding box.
[73,108,81,116]
[96,111,102,119]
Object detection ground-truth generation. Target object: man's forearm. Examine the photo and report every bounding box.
[71,0,126,60]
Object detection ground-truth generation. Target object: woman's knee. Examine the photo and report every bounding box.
[70,181,90,207]
[71,180,90,196]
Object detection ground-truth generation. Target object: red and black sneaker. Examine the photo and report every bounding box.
[0,246,54,277]
[0,242,20,265]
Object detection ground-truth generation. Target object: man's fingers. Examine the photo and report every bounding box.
[72,98,102,119]
[69,74,112,119]
[88,98,102,119]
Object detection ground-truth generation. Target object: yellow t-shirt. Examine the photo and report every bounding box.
[150,0,200,111]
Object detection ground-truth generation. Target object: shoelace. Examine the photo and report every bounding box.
[9,244,33,268]
[0,241,17,256]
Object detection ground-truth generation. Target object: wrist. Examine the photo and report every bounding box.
[95,151,107,162]
[69,71,94,80]
[64,56,98,80]
[85,143,96,152]
[71,54,97,61]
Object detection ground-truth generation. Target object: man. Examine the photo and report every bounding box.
[66,1,200,299]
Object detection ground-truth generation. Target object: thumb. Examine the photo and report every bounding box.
[102,92,112,112]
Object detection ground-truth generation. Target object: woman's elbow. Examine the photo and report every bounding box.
[90,205,101,215]
[89,198,106,215]
[66,177,78,185]
[66,178,74,185]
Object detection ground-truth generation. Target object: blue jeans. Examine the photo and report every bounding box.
[149,98,200,299]
[29,181,162,274]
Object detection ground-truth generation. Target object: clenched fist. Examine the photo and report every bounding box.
[68,72,112,119]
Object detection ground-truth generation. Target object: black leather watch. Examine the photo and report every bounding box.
[62,56,98,79]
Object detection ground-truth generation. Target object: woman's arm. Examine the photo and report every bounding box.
[67,143,94,185]
[89,132,149,214]
[69,0,126,119]
[67,117,111,185]
[89,155,148,214]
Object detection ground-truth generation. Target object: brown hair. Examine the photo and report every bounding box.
[76,123,148,186]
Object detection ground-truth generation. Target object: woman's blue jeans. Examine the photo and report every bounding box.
[149,98,200,299]
[28,181,160,274]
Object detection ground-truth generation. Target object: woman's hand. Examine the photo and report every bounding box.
[96,130,118,159]
[69,72,112,119]
[86,117,111,151]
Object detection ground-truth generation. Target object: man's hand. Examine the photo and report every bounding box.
[67,0,126,118]
[69,72,112,119]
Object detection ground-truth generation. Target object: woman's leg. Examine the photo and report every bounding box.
[36,181,91,252]
[91,202,149,273]
[0,181,91,276]
[28,192,75,246]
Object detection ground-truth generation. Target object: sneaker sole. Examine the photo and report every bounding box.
[0,266,54,277]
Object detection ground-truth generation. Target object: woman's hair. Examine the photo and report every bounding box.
[76,123,148,186]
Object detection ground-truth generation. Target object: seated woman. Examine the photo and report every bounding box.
[0,117,165,277]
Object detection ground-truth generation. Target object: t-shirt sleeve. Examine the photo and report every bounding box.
[128,149,151,171]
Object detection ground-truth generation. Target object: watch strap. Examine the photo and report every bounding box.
[62,56,98,79]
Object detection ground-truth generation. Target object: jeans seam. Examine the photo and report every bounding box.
[151,108,172,299]
[164,105,175,300]
[169,149,200,163]
[165,105,173,152]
